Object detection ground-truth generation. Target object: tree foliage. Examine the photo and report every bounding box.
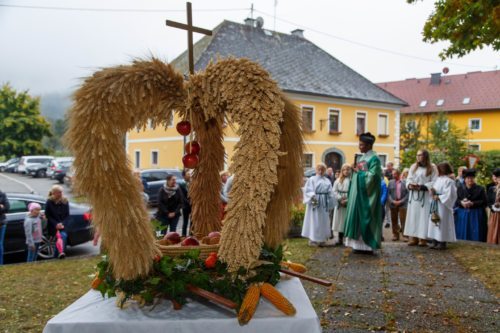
[408,0,500,59]
[43,117,68,153]
[474,150,500,186]
[400,112,470,170]
[0,84,52,157]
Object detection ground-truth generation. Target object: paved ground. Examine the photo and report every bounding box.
[302,241,499,332]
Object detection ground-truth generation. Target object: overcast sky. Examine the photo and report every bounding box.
[1,0,499,96]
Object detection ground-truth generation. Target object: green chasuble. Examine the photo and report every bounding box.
[344,150,382,249]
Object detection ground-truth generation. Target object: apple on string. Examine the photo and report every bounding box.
[182,153,199,169]
[176,121,191,136]
[185,141,201,155]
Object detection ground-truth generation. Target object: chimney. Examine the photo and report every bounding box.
[430,73,441,85]
[291,29,304,38]
[244,18,256,27]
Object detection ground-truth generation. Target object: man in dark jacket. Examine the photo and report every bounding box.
[156,174,184,235]
[0,189,11,265]
[179,170,192,237]
[387,169,409,241]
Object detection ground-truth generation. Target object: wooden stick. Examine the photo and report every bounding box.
[186,284,237,309]
[279,268,332,287]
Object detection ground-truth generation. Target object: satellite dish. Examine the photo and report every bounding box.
[256,16,264,28]
[443,67,449,74]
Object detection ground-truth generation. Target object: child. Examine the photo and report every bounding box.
[24,202,44,262]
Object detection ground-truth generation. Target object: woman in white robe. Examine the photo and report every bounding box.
[404,150,437,246]
[332,164,352,245]
[427,162,457,250]
[302,163,334,245]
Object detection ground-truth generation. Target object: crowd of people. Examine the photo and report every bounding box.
[301,132,500,254]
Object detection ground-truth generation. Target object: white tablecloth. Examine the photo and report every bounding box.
[43,276,321,333]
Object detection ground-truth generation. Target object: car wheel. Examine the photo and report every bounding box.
[58,178,64,184]
[38,235,56,259]
[0,167,5,172]
[36,170,46,178]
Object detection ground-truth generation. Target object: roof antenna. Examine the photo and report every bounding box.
[273,0,277,31]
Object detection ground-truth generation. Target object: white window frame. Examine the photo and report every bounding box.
[469,118,482,132]
[151,150,159,166]
[134,150,141,169]
[303,152,315,169]
[355,111,368,135]
[378,153,388,167]
[419,100,427,108]
[436,99,444,106]
[328,108,341,132]
[147,119,153,130]
[462,97,471,105]
[377,113,389,136]
[301,104,315,132]
[468,144,481,152]
[167,113,174,128]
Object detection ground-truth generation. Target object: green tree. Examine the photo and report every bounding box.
[44,117,68,152]
[399,115,425,169]
[0,84,52,157]
[474,150,500,186]
[427,112,469,168]
[408,0,500,59]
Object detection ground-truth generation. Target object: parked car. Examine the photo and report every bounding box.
[26,162,52,178]
[17,155,54,174]
[0,157,19,172]
[53,161,73,184]
[64,166,75,190]
[140,169,184,205]
[4,160,20,173]
[3,193,93,259]
[48,157,74,178]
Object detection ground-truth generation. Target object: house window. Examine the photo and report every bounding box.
[378,154,387,167]
[328,109,340,132]
[147,119,153,129]
[167,113,174,127]
[356,112,367,135]
[436,99,444,106]
[419,100,427,107]
[469,118,481,131]
[134,151,141,169]
[468,144,480,152]
[303,153,313,168]
[301,106,314,132]
[378,114,389,136]
[435,119,449,132]
[406,120,416,130]
[151,151,159,166]
[463,97,471,105]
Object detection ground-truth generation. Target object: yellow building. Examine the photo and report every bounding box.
[127,19,407,171]
[379,70,500,152]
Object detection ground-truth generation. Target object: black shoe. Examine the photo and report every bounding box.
[428,240,438,249]
[352,249,374,255]
[435,242,447,250]
[384,223,390,229]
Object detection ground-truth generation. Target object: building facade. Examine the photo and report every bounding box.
[378,70,500,152]
[127,19,406,171]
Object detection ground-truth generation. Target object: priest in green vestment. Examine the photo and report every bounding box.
[344,132,382,253]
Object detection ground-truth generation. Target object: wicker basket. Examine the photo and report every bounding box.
[157,242,219,259]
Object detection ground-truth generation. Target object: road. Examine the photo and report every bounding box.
[0,171,100,264]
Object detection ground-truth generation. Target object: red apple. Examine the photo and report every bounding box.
[182,153,199,169]
[164,232,181,244]
[208,231,221,238]
[176,121,191,136]
[181,236,200,246]
[185,141,201,155]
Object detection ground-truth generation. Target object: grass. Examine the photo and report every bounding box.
[0,256,100,333]
[283,237,318,264]
[448,242,500,297]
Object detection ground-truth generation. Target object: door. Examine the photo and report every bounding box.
[324,152,342,172]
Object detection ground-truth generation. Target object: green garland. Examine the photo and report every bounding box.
[93,245,284,310]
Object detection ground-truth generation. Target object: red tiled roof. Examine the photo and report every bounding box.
[377,70,500,114]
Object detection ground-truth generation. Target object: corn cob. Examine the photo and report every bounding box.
[281,261,307,273]
[91,275,103,290]
[238,284,261,325]
[260,283,296,316]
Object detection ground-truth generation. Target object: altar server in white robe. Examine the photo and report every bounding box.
[427,162,457,250]
[302,163,335,246]
[404,149,437,246]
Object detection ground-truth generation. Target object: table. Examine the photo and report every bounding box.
[43,276,321,333]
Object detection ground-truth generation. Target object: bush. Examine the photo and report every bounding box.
[290,203,305,227]
[474,150,500,186]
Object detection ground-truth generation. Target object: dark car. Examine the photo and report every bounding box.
[3,160,20,173]
[4,193,93,259]
[140,169,184,205]
[0,158,19,172]
[26,162,51,178]
[52,161,73,184]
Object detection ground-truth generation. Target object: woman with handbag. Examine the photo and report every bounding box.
[427,162,458,250]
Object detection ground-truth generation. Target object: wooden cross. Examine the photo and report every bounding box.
[166,2,212,75]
